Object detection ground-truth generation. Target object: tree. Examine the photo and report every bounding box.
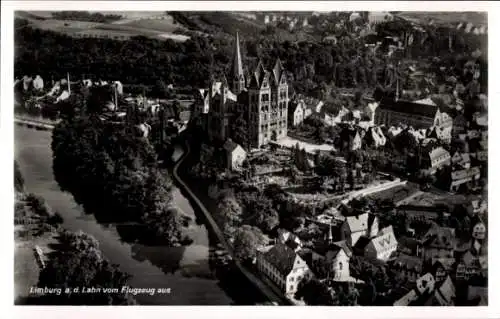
[51,92,180,244]
[295,278,336,305]
[230,114,249,150]
[232,225,266,262]
[243,194,279,233]
[216,193,243,237]
[37,231,135,305]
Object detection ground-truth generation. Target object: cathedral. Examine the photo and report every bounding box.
[196,33,290,149]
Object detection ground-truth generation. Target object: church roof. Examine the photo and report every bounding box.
[272,58,285,85]
[231,32,244,81]
[379,98,439,119]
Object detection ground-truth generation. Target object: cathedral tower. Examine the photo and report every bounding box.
[230,32,246,95]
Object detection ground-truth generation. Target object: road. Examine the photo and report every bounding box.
[172,141,291,305]
[14,124,262,305]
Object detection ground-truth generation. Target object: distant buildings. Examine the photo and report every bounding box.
[367,12,393,26]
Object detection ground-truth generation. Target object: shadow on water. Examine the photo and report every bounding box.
[129,243,186,275]
[171,152,270,305]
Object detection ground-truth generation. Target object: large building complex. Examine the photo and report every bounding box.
[374,98,453,130]
[196,33,290,148]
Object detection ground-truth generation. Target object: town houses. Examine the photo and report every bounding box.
[14,9,488,307]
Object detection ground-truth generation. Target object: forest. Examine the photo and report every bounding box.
[15,17,487,100]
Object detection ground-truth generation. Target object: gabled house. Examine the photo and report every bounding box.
[427,125,452,144]
[450,166,480,192]
[277,229,304,252]
[419,225,455,260]
[341,213,369,246]
[456,250,487,281]
[364,226,398,261]
[467,199,487,216]
[431,257,455,283]
[425,275,456,306]
[393,273,436,306]
[422,147,451,171]
[391,254,424,283]
[452,114,468,138]
[471,221,486,240]
[451,151,471,169]
[311,240,353,282]
[256,243,312,296]
[223,139,247,171]
[338,126,364,152]
[363,126,387,148]
[288,99,306,127]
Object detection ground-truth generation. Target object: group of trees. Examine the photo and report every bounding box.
[51,93,183,245]
[51,11,123,23]
[15,15,486,101]
[294,278,360,306]
[35,230,135,305]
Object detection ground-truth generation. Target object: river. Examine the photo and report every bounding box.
[14,125,265,305]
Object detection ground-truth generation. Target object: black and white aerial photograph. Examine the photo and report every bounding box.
[6,2,493,312]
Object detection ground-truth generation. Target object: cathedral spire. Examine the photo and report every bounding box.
[231,32,245,94]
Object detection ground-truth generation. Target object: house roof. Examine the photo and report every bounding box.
[264,243,300,275]
[392,254,423,272]
[429,147,450,162]
[313,240,352,258]
[432,257,455,272]
[223,139,241,153]
[398,236,420,254]
[353,235,371,251]
[345,213,369,233]
[379,98,439,119]
[451,167,480,181]
[434,275,455,305]
[370,226,397,253]
[422,226,455,249]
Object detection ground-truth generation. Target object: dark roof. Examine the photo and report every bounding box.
[313,240,351,258]
[391,254,423,272]
[422,227,455,249]
[223,139,240,152]
[378,98,439,118]
[288,99,301,114]
[285,239,300,251]
[398,236,420,254]
[353,236,371,252]
[264,243,298,275]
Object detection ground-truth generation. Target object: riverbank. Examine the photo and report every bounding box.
[172,141,291,305]
[14,125,238,305]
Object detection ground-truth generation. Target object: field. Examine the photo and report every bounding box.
[119,16,185,33]
[16,11,191,42]
[14,231,59,302]
[395,12,487,26]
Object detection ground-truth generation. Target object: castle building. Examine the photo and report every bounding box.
[198,33,289,149]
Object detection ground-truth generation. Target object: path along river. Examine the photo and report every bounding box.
[14,125,265,305]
